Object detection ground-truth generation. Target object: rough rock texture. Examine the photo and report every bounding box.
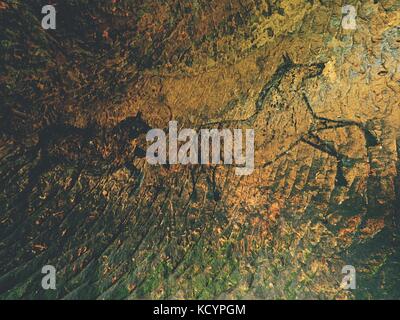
[0,0,399,299]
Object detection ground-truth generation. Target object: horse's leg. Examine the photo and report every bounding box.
[302,93,379,147]
[301,132,348,187]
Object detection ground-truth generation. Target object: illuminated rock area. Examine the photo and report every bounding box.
[0,0,399,299]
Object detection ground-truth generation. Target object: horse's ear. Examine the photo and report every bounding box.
[283,53,293,65]
[135,111,142,119]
